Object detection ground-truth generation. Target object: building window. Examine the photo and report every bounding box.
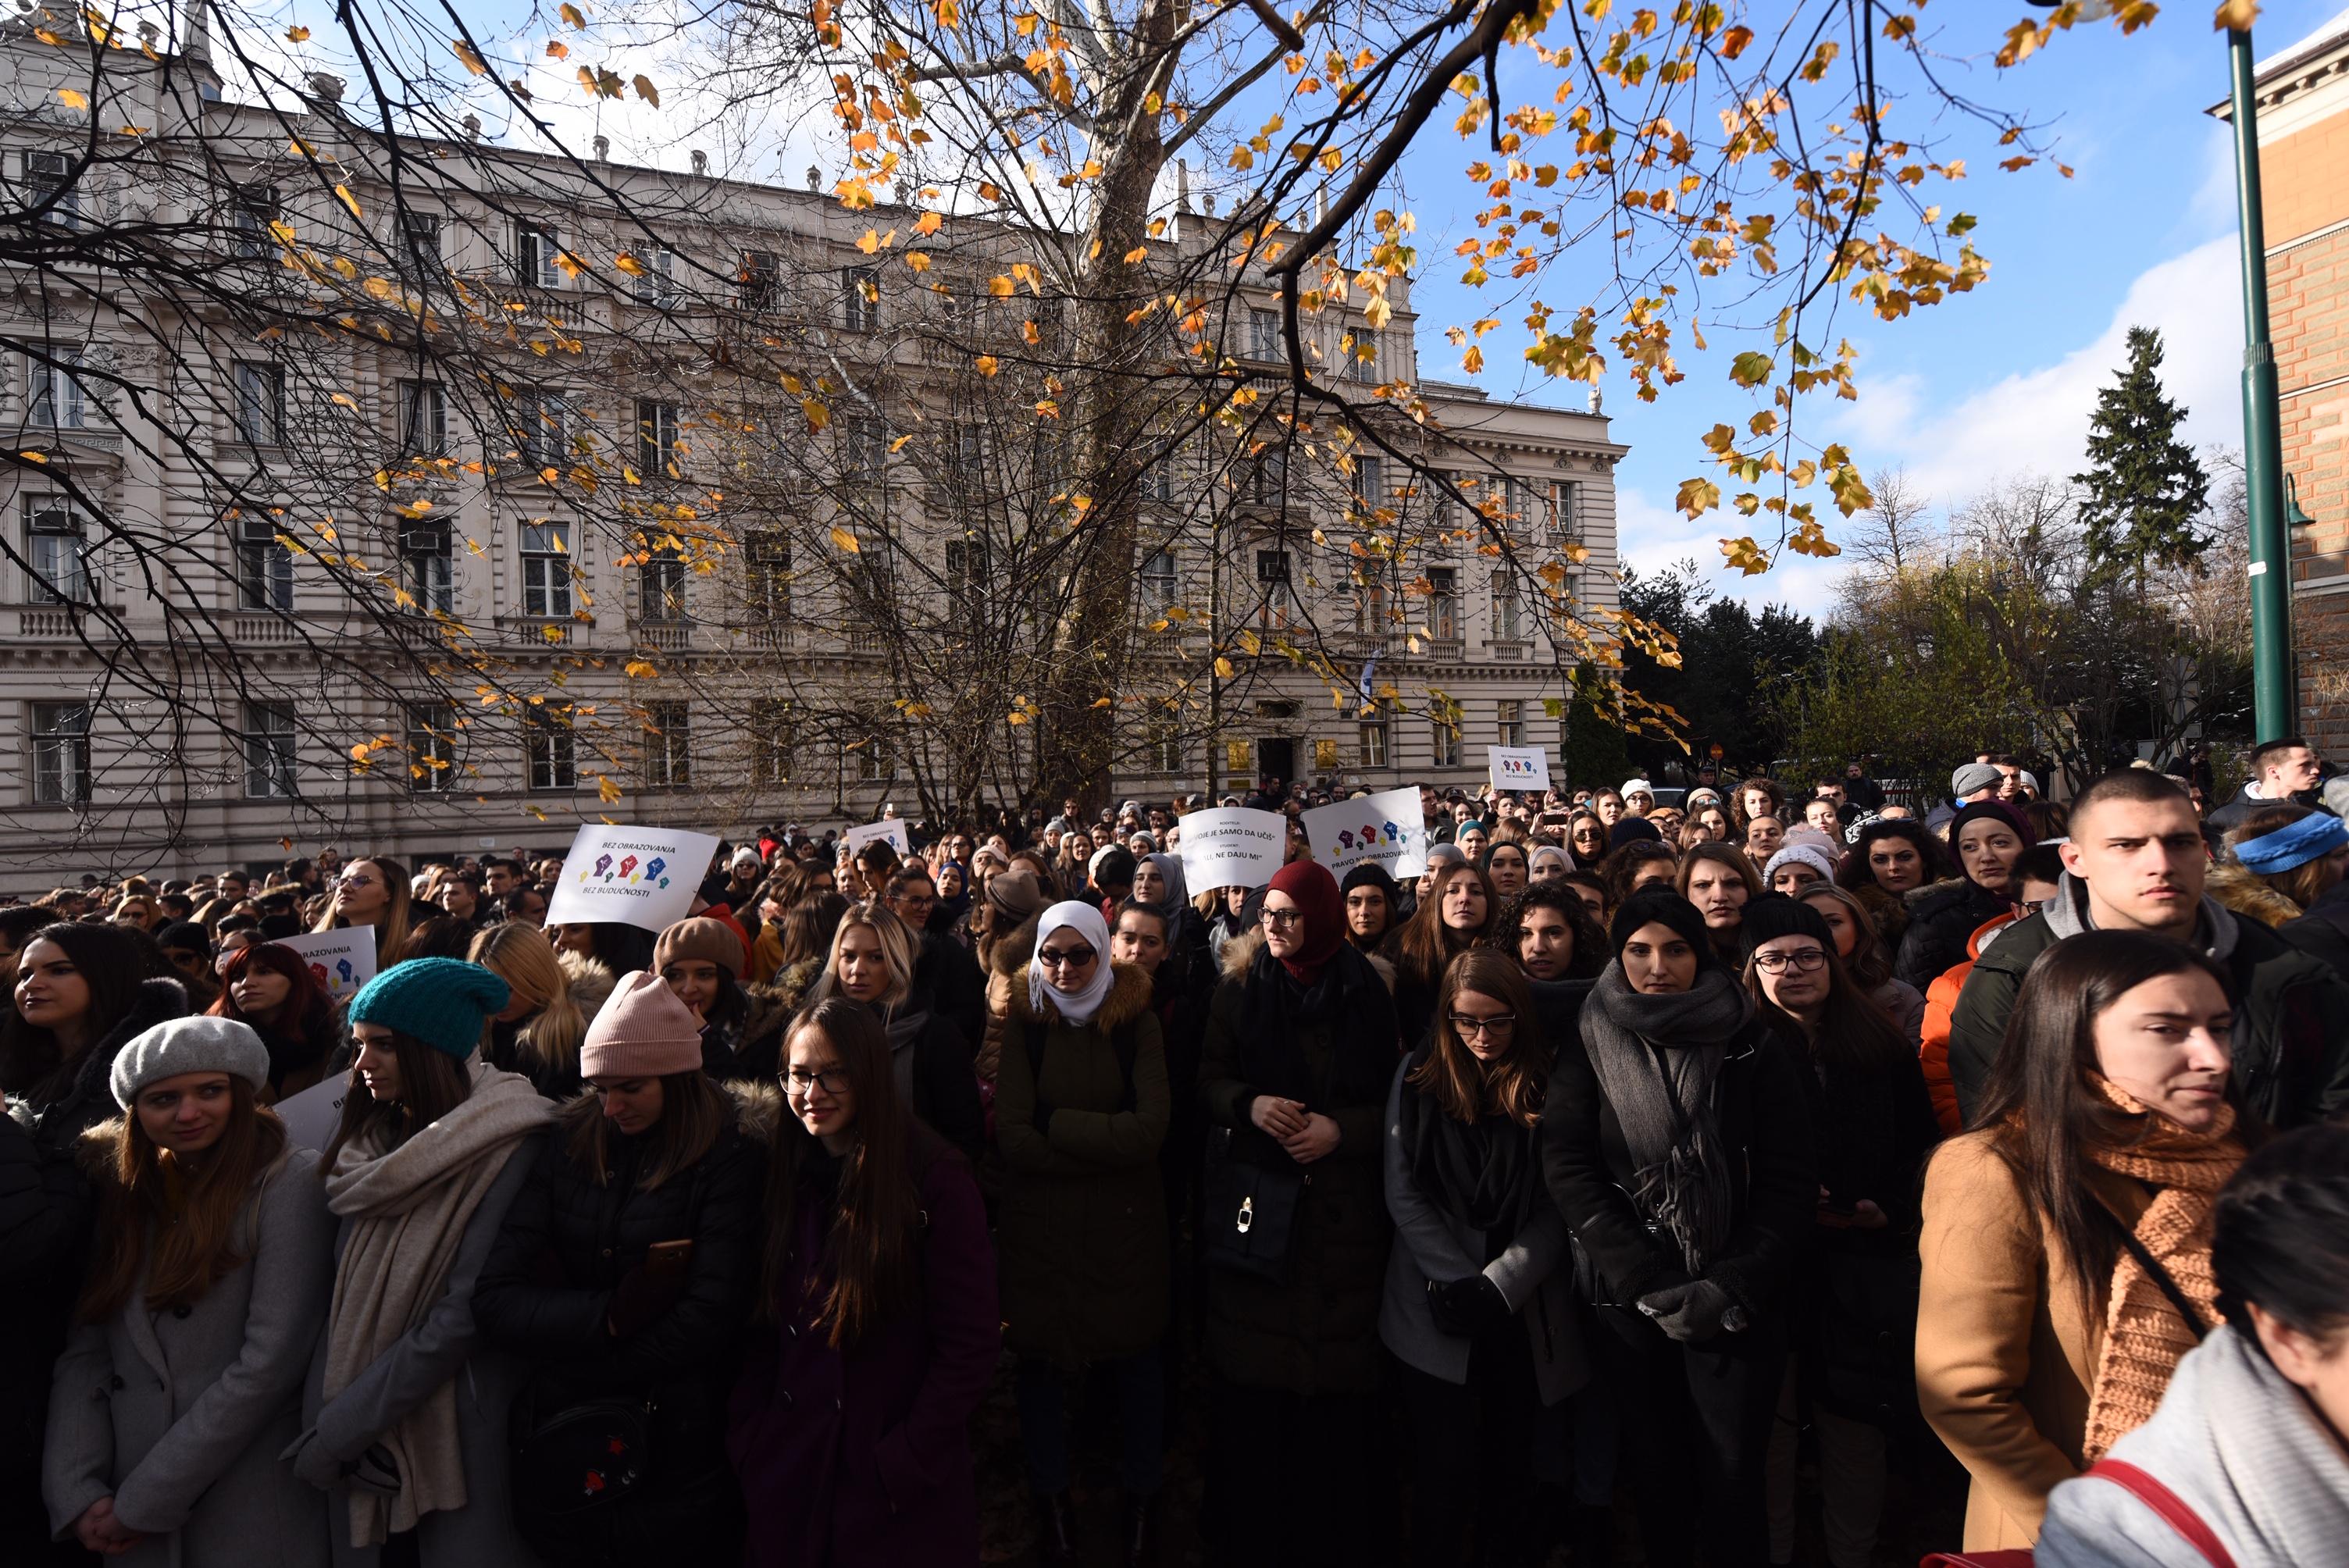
[233,362,284,447]
[1496,698,1523,748]
[398,211,442,275]
[516,223,565,289]
[229,182,276,258]
[944,538,989,604]
[1142,444,1176,504]
[1358,718,1388,769]
[637,400,681,476]
[854,725,895,782]
[1141,549,1178,615]
[1431,715,1461,768]
[28,350,85,429]
[740,249,780,310]
[1352,567,1390,636]
[643,701,690,789]
[640,543,687,622]
[401,522,453,615]
[31,700,91,804]
[1249,447,1288,505]
[25,149,77,226]
[1427,566,1460,640]
[25,495,90,604]
[526,712,576,791]
[398,381,447,456]
[843,418,887,492]
[520,519,572,618]
[1255,547,1294,627]
[1249,308,1281,362]
[515,390,572,471]
[744,530,790,619]
[235,514,293,611]
[243,702,298,799]
[1492,573,1523,642]
[751,698,794,784]
[1505,475,1545,533]
[1148,712,1185,775]
[842,265,880,332]
[1346,325,1378,380]
[1549,479,1580,539]
[1353,455,1383,514]
[406,702,456,793]
[631,245,680,308]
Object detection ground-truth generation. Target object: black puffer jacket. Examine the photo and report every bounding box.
[474,1105,766,1560]
[2281,879,2349,985]
[1893,879,2011,992]
[0,975,189,1552]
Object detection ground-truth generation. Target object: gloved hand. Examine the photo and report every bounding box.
[607,1264,686,1339]
[1635,1279,1736,1343]
[282,1427,342,1491]
[1427,1278,1469,1336]
[1443,1274,1510,1335]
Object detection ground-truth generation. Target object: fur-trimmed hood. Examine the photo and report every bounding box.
[558,949,617,1025]
[2208,861,2305,930]
[1003,957,1155,1032]
[1217,925,1395,992]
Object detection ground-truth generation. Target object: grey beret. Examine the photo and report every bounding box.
[110,1016,272,1108]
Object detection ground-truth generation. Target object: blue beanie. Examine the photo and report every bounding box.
[348,958,511,1058]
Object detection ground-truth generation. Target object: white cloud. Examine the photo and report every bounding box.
[1828,236,2244,526]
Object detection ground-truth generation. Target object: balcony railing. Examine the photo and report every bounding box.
[730,623,799,651]
[634,622,693,651]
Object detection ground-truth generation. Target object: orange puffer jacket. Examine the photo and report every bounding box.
[1919,910,2023,1135]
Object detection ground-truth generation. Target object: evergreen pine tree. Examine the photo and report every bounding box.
[2073,326,2212,590]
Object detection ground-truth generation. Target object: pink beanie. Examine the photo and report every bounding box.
[580,970,706,1080]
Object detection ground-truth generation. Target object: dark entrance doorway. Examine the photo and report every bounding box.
[1256,737,1295,787]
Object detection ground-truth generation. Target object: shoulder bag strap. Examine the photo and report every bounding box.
[2090,1196,2212,1342]
[2084,1459,2240,1568]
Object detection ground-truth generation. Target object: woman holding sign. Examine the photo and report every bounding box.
[1198,861,1400,1568]
[312,858,413,971]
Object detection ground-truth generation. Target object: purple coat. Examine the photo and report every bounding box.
[727,1146,1000,1568]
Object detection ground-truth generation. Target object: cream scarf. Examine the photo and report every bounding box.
[320,1060,551,1546]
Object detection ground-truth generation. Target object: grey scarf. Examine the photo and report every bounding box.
[1579,960,1755,1275]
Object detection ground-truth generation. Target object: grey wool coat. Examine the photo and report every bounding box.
[300,1149,540,1568]
[44,1144,338,1568]
[1377,1060,1588,1406]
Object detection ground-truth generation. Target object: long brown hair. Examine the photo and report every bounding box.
[1390,861,1497,989]
[1740,912,1909,1076]
[1798,884,1895,992]
[79,1078,289,1320]
[0,923,153,1104]
[1967,930,2264,1306]
[321,1029,471,1171]
[1406,950,1548,1128]
[760,998,922,1348]
[560,1068,728,1190]
[315,856,413,966]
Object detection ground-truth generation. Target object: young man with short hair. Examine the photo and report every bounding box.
[2206,735,2326,832]
[1947,768,2349,1128]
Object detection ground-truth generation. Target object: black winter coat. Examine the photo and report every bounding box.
[1540,1010,1816,1319]
[915,929,989,1060]
[1894,880,2012,992]
[0,975,189,1559]
[2281,880,2349,985]
[474,1112,766,1561]
[878,992,986,1165]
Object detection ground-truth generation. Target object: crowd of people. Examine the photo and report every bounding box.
[5,738,2349,1568]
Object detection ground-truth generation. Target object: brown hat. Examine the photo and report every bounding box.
[580,971,704,1079]
[986,868,1046,922]
[653,916,747,978]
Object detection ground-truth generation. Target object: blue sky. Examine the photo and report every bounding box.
[1388,2,2349,615]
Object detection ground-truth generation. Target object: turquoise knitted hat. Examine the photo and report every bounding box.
[348,957,512,1058]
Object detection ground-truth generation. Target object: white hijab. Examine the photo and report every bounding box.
[1028,900,1115,1026]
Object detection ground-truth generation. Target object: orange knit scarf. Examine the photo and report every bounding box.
[2080,1078,2243,1462]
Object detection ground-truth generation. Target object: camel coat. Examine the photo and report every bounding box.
[1916,1131,2149,1551]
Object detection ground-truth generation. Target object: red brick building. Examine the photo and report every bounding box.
[2216,13,2349,751]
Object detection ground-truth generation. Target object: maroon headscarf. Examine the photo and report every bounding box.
[1266,859,1346,985]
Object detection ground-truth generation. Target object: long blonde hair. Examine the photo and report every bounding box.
[811,901,916,1009]
[469,922,586,1074]
[315,856,412,964]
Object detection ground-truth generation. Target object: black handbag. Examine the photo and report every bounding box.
[510,1388,655,1525]
[1199,1123,1309,1283]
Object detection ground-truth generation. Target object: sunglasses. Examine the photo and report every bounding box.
[1038,946,1097,969]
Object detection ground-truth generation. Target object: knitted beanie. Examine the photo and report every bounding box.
[579,970,705,1080]
[653,916,747,979]
[986,869,1047,922]
[110,1016,271,1107]
[1608,889,1715,968]
[348,957,512,1058]
[1738,894,1837,953]
[1763,844,1837,886]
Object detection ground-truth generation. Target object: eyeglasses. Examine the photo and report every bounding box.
[782,1066,851,1096]
[1038,946,1097,969]
[893,895,938,912]
[336,875,374,889]
[1449,1014,1517,1039]
[1260,907,1304,927]
[1751,948,1829,975]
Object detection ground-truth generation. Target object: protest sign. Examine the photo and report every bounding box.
[275,926,376,1004]
[1488,745,1553,793]
[544,824,722,932]
[273,1071,353,1153]
[1302,786,1431,880]
[1174,807,1287,892]
[844,818,912,857]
